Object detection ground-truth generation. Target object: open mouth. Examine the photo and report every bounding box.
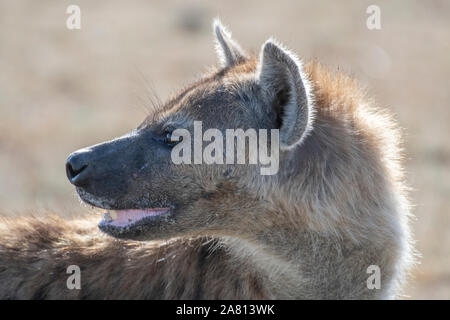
[75,189,174,238]
[99,208,171,229]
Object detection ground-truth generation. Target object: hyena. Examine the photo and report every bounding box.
[0,20,413,299]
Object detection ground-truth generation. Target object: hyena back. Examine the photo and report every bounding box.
[0,20,413,299]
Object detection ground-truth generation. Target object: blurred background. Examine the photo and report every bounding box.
[0,0,449,299]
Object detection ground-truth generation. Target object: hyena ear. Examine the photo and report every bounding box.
[256,40,314,150]
[213,19,246,68]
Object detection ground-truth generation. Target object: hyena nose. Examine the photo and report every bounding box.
[66,151,90,187]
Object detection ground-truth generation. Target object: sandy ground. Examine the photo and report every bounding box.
[0,0,449,299]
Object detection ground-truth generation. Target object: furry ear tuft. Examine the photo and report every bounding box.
[213,19,246,68]
[256,39,315,150]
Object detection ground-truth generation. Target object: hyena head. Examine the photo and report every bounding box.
[66,20,314,241]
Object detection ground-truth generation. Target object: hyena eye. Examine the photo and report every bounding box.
[163,130,182,147]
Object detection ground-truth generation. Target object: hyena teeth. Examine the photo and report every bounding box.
[109,211,117,220]
[103,212,113,222]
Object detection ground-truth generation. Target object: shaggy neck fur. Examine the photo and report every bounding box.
[218,61,412,299]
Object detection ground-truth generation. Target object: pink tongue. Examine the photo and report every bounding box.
[109,209,168,227]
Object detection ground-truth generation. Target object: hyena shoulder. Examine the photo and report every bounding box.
[0,215,267,299]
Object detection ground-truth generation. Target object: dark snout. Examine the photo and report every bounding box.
[65,132,148,193]
[65,129,173,210]
[66,149,93,187]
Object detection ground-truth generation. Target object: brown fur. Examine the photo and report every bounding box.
[0,215,268,299]
[0,22,413,299]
